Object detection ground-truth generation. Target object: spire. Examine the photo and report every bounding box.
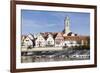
[64,16,70,34]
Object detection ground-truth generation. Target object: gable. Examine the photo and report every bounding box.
[47,36,54,42]
[55,33,64,40]
[27,34,34,40]
[36,34,45,41]
[23,37,33,44]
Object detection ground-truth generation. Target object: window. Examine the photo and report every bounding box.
[26,40,29,41]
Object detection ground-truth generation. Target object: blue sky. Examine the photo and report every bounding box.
[21,10,90,35]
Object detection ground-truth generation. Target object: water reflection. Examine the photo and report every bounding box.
[21,49,90,63]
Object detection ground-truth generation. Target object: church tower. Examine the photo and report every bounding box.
[64,16,70,34]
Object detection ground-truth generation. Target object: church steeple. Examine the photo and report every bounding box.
[64,16,70,34]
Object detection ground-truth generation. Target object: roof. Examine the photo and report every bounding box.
[67,32,78,36]
[21,32,89,41]
[40,32,58,39]
[64,36,89,41]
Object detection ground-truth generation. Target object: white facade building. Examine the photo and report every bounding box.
[22,36,33,48]
[55,33,64,47]
[35,34,46,47]
[64,40,78,47]
[46,34,54,46]
[27,34,34,40]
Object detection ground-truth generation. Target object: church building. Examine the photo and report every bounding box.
[62,16,89,47]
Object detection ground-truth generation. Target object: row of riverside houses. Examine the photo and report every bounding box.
[21,32,89,48]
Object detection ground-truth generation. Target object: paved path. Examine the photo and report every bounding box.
[21,47,66,52]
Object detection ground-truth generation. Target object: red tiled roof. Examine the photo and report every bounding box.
[64,36,89,41]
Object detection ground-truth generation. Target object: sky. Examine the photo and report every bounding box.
[21,10,90,36]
